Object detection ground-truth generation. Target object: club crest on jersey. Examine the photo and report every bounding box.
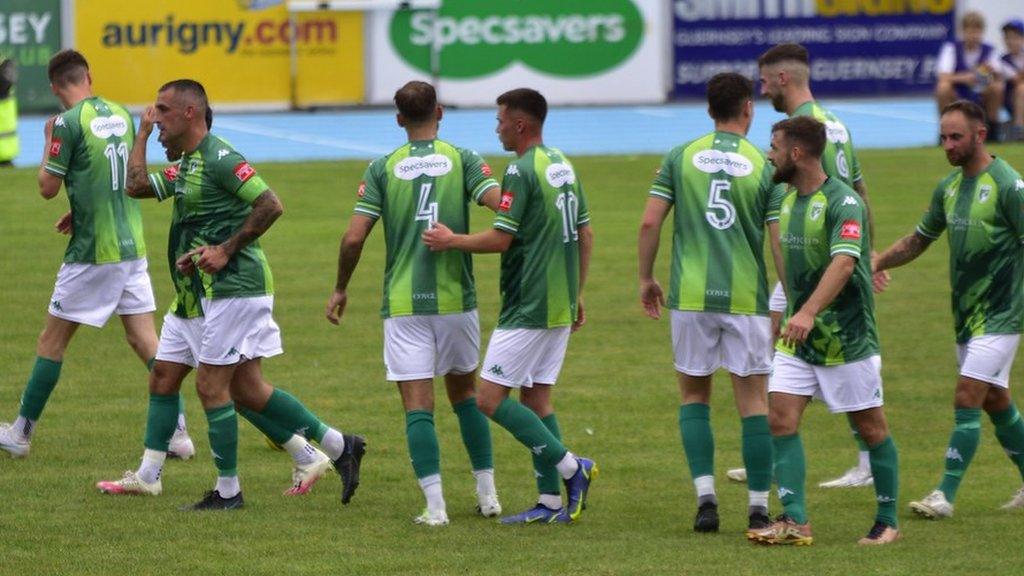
[810,201,825,221]
[89,116,129,139]
[691,149,753,177]
[49,138,62,157]
[545,163,576,187]
[163,164,179,181]
[978,185,992,203]
[234,161,255,182]
[393,154,452,180]
[840,219,861,240]
[357,181,366,198]
[499,190,514,211]
[481,163,492,177]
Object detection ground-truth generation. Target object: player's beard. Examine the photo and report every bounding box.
[945,140,976,167]
[772,158,796,184]
[770,92,787,113]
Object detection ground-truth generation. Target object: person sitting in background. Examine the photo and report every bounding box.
[0,57,18,167]
[998,19,1024,141]
[935,11,1005,141]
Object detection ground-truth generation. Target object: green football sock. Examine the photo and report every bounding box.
[990,404,1024,480]
[534,413,563,495]
[205,403,238,477]
[259,388,328,443]
[18,357,62,421]
[938,408,981,503]
[491,397,568,466]
[679,403,714,480]
[406,410,441,479]
[452,397,494,471]
[237,404,292,445]
[742,414,772,492]
[143,393,180,452]
[868,436,899,528]
[773,433,807,525]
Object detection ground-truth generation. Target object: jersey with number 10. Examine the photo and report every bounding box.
[649,130,779,315]
[354,139,498,318]
[493,145,590,329]
[43,96,145,264]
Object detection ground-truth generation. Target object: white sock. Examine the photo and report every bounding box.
[418,474,445,513]
[216,476,241,498]
[137,449,166,484]
[473,468,496,496]
[538,493,563,509]
[320,427,345,461]
[176,413,187,432]
[12,416,33,441]
[858,450,871,471]
[695,475,716,503]
[555,452,579,480]
[749,490,769,510]
[282,435,317,466]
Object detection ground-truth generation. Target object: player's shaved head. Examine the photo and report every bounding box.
[394,81,437,124]
[159,79,210,121]
[758,43,810,85]
[48,49,89,88]
[706,73,753,122]
[497,88,547,124]
[771,116,826,159]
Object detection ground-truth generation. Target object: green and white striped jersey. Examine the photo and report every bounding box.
[792,101,863,188]
[649,130,782,315]
[153,133,272,300]
[44,96,145,264]
[916,157,1024,343]
[150,161,203,319]
[776,178,879,365]
[354,139,498,318]
[493,145,590,329]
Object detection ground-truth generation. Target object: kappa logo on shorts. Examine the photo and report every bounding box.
[225,347,240,358]
[50,300,62,311]
[487,364,506,377]
[234,162,255,182]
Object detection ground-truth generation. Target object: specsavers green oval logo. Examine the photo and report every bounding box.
[389,0,644,78]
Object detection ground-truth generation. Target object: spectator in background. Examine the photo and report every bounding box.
[935,11,1005,141]
[0,57,18,167]
[999,19,1024,141]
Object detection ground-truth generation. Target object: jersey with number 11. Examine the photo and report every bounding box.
[44,96,145,264]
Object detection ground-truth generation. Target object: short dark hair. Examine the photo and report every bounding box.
[159,79,209,117]
[771,116,826,159]
[758,43,809,68]
[393,81,437,123]
[48,49,89,87]
[942,99,987,125]
[706,73,753,121]
[497,88,547,123]
[205,105,213,130]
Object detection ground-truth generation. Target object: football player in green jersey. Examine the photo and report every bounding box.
[0,50,195,460]
[423,88,597,524]
[638,73,783,536]
[744,42,888,489]
[875,101,1024,518]
[326,81,501,526]
[749,116,900,546]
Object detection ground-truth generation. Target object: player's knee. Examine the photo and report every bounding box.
[149,364,181,395]
[475,394,499,417]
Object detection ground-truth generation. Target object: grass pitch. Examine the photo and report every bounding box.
[2,144,1024,575]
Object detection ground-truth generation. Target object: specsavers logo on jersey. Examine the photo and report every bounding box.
[389,0,643,78]
[691,149,753,177]
[545,163,576,187]
[393,154,453,180]
[89,116,129,139]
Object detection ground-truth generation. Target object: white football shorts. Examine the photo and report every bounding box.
[383,310,480,381]
[671,310,772,377]
[155,313,204,368]
[770,352,884,414]
[957,334,1020,388]
[47,258,156,328]
[198,296,282,366]
[480,327,571,388]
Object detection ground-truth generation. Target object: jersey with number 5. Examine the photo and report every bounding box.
[354,139,498,318]
[493,145,590,329]
[649,131,780,315]
[44,96,145,264]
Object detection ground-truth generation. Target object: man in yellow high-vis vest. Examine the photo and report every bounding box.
[0,57,19,167]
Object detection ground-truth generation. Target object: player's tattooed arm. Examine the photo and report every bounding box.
[126,106,157,198]
[187,190,283,275]
[873,231,934,273]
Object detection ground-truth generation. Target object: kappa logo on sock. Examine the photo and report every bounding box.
[211,449,223,461]
[295,426,309,437]
[1004,447,1021,457]
[876,495,896,503]
[533,469,544,478]
[530,444,547,456]
[777,486,795,499]
[946,447,963,462]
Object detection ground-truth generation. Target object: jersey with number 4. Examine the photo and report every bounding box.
[649,130,780,315]
[44,96,145,264]
[916,157,1024,343]
[493,145,590,329]
[354,139,498,318]
[792,101,862,188]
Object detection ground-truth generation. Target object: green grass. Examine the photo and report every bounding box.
[2,145,1024,575]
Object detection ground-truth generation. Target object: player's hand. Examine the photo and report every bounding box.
[325,289,348,325]
[872,270,890,294]
[176,249,199,276]
[639,278,665,319]
[195,244,230,274]
[54,211,73,235]
[421,222,454,251]
[572,297,586,333]
[781,309,814,348]
[138,106,158,136]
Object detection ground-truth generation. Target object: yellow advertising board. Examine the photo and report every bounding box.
[76,0,364,108]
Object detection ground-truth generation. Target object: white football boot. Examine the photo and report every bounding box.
[0,422,30,458]
[818,466,873,488]
[909,489,954,519]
